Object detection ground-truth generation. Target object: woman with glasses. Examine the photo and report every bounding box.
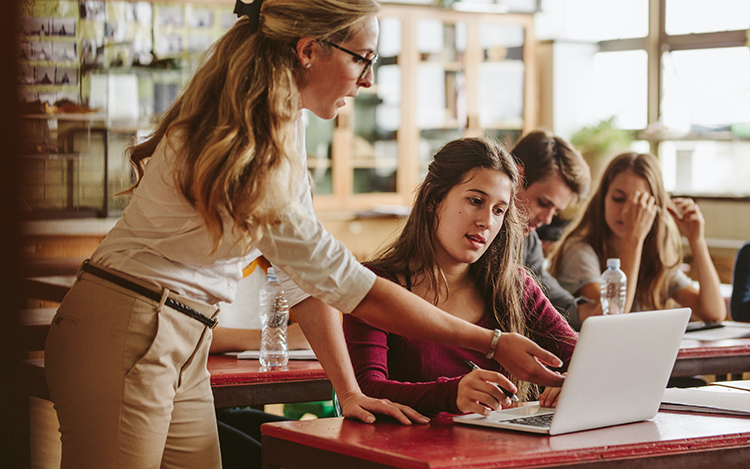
[45,2,564,467]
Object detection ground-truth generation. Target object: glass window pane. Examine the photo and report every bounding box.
[662,47,750,131]
[659,140,750,196]
[536,0,648,41]
[666,0,750,35]
[352,17,401,195]
[418,129,462,182]
[303,110,334,196]
[479,61,524,129]
[416,19,465,62]
[378,16,401,58]
[416,19,466,130]
[591,50,648,130]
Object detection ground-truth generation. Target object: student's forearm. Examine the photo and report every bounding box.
[619,237,644,314]
[292,297,361,398]
[354,278,564,387]
[353,277,492,353]
[688,238,727,322]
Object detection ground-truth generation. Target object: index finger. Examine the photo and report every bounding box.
[528,342,563,369]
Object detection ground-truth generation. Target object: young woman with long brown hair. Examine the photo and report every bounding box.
[549,152,726,324]
[344,137,578,415]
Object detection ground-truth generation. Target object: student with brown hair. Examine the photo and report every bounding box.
[549,152,726,323]
[511,130,593,329]
[344,137,577,415]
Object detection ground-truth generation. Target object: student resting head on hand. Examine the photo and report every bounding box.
[548,152,727,324]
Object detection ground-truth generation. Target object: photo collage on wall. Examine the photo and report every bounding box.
[20,2,80,106]
[20,1,241,109]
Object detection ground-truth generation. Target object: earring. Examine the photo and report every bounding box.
[305,63,311,69]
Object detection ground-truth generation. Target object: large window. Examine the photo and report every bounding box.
[540,0,750,197]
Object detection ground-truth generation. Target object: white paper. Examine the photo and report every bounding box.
[233,349,317,360]
[661,387,750,415]
[683,322,750,341]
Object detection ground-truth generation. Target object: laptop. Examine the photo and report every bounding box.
[454,308,691,435]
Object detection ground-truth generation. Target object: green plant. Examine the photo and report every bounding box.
[570,117,634,163]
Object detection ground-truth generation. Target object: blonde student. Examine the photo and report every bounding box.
[45,2,564,468]
[344,137,577,416]
[549,152,726,323]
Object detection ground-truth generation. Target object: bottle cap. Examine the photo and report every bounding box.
[606,258,621,268]
[267,267,277,280]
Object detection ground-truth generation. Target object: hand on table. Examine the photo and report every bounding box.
[492,332,564,388]
[538,373,566,408]
[336,390,430,425]
[457,369,513,415]
[668,197,705,244]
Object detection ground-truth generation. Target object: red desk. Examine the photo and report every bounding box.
[261,412,750,468]
[208,355,331,408]
[673,337,750,378]
[23,355,331,408]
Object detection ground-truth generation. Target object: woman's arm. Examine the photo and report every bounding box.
[343,313,464,414]
[618,191,658,315]
[344,309,511,415]
[352,277,565,387]
[292,296,429,425]
[523,273,578,365]
[669,199,726,322]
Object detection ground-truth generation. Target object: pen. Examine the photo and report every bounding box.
[464,359,519,403]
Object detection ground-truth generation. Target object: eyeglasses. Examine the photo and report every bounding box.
[322,40,378,80]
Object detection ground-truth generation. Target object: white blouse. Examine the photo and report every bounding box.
[92,119,375,313]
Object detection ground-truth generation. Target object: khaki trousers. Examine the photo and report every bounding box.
[45,263,222,468]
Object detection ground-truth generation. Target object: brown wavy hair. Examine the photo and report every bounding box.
[549,152,682,310]
[367,137,556,399]
[511,129,591,200]
[123,0,380,253]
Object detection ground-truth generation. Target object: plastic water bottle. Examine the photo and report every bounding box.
[259,268,289,367]
[600,258,627,315]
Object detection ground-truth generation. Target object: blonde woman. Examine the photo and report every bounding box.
[549,152,726,324]
[45,2,564,468]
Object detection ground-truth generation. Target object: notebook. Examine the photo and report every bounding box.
[454,308,691,436]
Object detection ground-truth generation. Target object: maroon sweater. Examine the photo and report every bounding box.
[343,269,578,415]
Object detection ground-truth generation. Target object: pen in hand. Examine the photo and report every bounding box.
[464,359,520,403]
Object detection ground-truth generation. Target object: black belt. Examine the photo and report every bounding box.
[81,261,218,329]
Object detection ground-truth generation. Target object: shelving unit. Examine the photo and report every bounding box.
[19,114,147,219]
[308,4,537,213]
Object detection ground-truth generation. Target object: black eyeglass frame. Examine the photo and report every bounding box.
[322,40,378,80]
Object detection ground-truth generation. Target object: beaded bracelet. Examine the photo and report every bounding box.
[485,328,502,359]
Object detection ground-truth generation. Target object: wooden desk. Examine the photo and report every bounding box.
[24,355,332,409]
[209,355,331,408]
[22,275,76,303]
[673,337,750,378]
[262,412,750,468]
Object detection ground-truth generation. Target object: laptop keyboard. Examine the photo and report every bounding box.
[505,413,553,428]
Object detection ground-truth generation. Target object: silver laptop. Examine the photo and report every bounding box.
[454,308,691,435]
